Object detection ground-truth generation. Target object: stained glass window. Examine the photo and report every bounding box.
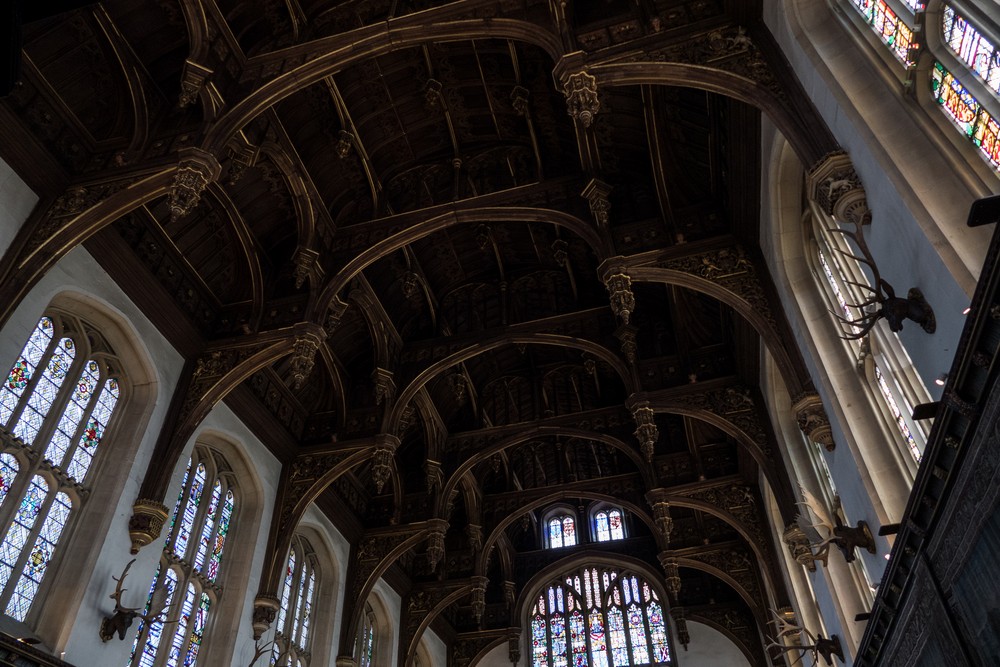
[849,0,918,66]
[942,6,1000,98]
[546,513,578,549]
[530,567,672,666]
[932,61,1000,172]
[593,507,626,543]
[359,602,376,667]
[272,536,318,666]
[129,447,237,667]
[0,313,124,624]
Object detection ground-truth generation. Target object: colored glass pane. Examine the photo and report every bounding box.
[551,613,568,667]
[194,481,222,570]
[595,512,610,542]
[875,364,921,461]
[562,516,576,546]
[647,601,671,662]
[183,592,210,666]
[850,0,916,65]
[0,454,19,511]
[166,463,191,545]
[0,477,47,592]
[166,582,196,667]
[607,607,628,667]
[173,463,206,560]
[276,549,295,633]
[589,610,609,667]
[14,337,75,445]
[291,555,308,644]
[549,518,563,548]
[44,360,97,468]
[6,491,71,621]
[532,615,548,667]
[0,318,53,426]
[569,610,588,667]
[135,567,178,667]
[301,567,315,646]
[68,376,119,482]
[608,510,624,540]
[932,61,980,135]
[627,604,649,663]
[943,6,1000,97]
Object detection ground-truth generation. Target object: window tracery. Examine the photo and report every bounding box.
[129,447,237,667]
[0,313,123,623]
[545,512,578,549]
[529,567,672,667]
[271,535,317,666]
[359,601,376,667]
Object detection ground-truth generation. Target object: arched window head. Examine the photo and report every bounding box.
[543,508,578,549]
[0,313,124,623]
[529,566,672,666]
[359,601,376,667]
[271,535,318,666]
[128,446,238,667]
[591,505,626,543]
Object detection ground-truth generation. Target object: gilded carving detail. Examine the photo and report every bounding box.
[793,393,835,451]
[127,498,169,554]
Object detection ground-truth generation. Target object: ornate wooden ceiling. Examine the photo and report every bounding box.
[0,0,845,664]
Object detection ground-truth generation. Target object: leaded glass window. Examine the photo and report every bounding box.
[0,313,124,623]
[848,0,919,65]
[359,602,376,667]
[128,447,237,667]
[942,6,1000,98]
[530,567,672,667]
[592,508,625,543]
[546,513,578,549]
[271,535,318,667]
[931,61,1000,171]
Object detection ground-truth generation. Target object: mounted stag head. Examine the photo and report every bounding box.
[99,559,175,642]
[247,637,279,667]
[767,626,845,667]
[829,216,935,339]
[797,488,876,566]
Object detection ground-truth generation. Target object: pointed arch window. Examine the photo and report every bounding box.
[0,313,123,623]
[128,447,237,667]
[529,567,672,667]
[271,535,317,666]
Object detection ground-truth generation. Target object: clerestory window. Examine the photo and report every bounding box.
[545,511,578,549]
[271,535,318,666]
[591,506,626,543]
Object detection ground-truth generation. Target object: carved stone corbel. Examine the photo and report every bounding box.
[782,523,817,572]
[251,594,281,640]
[806,151,869,227]
[168,147,221,221]
[127,499,169,554]
[793,393,835,451]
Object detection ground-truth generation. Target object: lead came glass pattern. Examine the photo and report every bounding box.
[129,450,237,667]
[932,62,1000,171]
[849,0,917,65]
[942,6,1000,97]
[0,314,125,625]
[547,514,577,548]
[594,508,625,543]
[530,567,673,666]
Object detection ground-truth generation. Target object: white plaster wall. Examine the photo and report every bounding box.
[0,156,37,256]
[675,622,750,667]
[372,580,403,667]
[475,641,518,667]
[422,628,448,666]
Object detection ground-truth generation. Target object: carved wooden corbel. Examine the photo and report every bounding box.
[600,258,636,325]
[582,178,612,228]
[646,488,674,545]
[554,52,600,127]
[370,433,400,494]
[168,147,221,221]
[628,396,659,461]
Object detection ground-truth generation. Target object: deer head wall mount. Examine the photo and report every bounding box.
[99,559,176,642]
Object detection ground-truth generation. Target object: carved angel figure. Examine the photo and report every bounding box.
[797,488,876,565]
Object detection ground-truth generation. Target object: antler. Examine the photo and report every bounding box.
[248,638,274,667]
[110,559,141,615]
[826,218,893,339]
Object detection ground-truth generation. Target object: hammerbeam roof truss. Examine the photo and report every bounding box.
[0,0,841,662]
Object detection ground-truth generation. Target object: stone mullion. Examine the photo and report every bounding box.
[0,483,58,615]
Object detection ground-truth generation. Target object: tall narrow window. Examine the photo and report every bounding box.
[129,447,237,667]
[530,567,672,667]
[271,535,317,666]
[0,313,123,623]
[359,602,376,667]
[848,0,919,65]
